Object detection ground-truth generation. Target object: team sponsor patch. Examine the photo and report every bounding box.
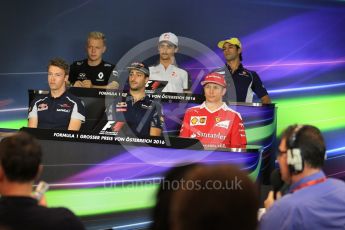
[190,116,207,126]
[116,102,127,107]
[171,71,177,77]
[141,104,152,109]
[215,117,221,123]
[97,72,104,80]
[56,108,71,113]
[37,103,48,111]
[116,102,127,112]
[195,131,226,140]
[239,71,250,77]
[199,117,206,124]
[59,103,71,109]
[215,120,231,129]
[112,70,119,77]
[78,73,87,80]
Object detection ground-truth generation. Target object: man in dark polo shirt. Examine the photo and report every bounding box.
[214,37,271,104]
[0,132,85,230]
[100,62,164,137]
[69,31,119,89]
[28,58,85,130]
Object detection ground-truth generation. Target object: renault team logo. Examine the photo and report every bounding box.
[98,72,104,79]
[190,116,207,126]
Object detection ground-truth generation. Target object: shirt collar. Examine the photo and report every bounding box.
[49,90,67,99]
[126,93,148,104]
[226,63,244,74]
[158,62,178,69]
[0,196,38,206]
[200,102,227,113]
[288,170,326,193]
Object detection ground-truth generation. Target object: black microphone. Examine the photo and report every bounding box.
[270,168,284,199]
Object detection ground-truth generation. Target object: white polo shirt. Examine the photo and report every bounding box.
[149,64,188,93]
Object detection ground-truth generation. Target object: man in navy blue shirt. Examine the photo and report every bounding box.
[260,125,345,229]
[215,37,271,104]
[28,58,85,130]
[103,62,164,137]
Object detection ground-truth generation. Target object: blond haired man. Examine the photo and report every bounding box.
[69,31,119,89]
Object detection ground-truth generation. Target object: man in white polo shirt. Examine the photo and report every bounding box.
[149,32,189,93]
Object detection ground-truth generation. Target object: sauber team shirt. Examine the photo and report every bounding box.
[214,64,268,103]
[28,91,85,130]
[149,63,188,93]
[179,102,246,147]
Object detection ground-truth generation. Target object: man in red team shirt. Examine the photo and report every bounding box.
[179,73,247,148]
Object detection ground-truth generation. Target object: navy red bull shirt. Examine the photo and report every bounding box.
[106,94,164,137]
[28,91,85,130]
[214,64,268,103]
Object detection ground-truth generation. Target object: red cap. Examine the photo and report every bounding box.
[201,73,226,87]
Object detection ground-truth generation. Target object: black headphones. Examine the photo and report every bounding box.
[287,125,305,174]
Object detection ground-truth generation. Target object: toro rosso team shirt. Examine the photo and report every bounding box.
[28,91,85,130]
[179,102,246,148]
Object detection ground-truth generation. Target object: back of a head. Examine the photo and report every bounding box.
[283,124,326,169]
[151,163,200,230]
[0,132,42,182]
[170,164,259,230]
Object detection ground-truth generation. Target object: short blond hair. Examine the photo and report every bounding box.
[87,31,106,45]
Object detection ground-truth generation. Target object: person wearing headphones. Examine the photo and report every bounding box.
[215,37,271,104]
[260,125,345,229]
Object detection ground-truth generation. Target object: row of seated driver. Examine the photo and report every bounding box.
[28,59,247,148]
[28,96,247,149]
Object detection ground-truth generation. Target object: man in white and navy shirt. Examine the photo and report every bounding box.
[215,37,271,104]
[28,58,85,131]
[149,32,189,93]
